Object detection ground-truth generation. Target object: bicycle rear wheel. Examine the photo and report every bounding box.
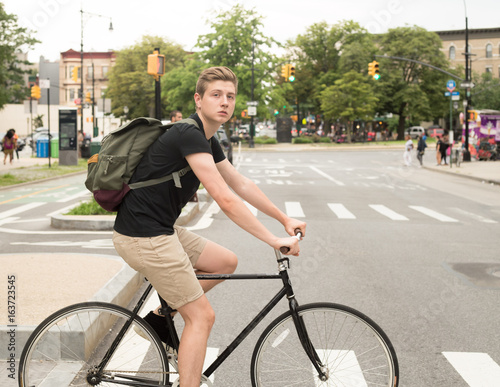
[18,302,169,387]
[251,302,399,386]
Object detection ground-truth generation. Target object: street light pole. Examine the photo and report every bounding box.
[462,0,471,161]
[80,3,113,135]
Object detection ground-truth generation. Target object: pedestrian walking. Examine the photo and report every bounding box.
[2,129,16,165]
[416,134,427,166]
[403,134,413,166]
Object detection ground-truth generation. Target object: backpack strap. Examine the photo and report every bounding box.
[128,118,200,190]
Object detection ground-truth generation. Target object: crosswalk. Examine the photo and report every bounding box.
[244,201,498,224]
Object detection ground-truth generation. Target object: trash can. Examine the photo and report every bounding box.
[50,138,59,158]
[37,139,49,158]
[90,141,101,156]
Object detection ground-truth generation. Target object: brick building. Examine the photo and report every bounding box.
[436,27,500,78]
[59,49,116,107]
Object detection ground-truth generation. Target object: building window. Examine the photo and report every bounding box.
[485,66,492,74]
[449,46,456,60]
[88,65,93,78]
[102,66,109,78]
[69,88,75,101]
[486,43,493,58]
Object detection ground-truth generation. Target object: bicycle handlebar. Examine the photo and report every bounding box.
[279,230,303,254]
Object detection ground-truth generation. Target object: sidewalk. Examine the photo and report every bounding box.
[423,158,500,185]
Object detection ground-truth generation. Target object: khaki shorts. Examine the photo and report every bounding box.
[112,226,207,310]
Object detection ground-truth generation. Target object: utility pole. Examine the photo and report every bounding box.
[463,16,471,161]
[249,40,255,148]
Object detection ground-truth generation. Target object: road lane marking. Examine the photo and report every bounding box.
[328,203,356,219]
[443,352,500,386]
[244,201,258,216]
[0,184,69,204]
[0,202,45,219]
[369,205,409,221]
[285,201,305,218]
[57,189,91,203]
[309,166,345,186]
[186,201,221,231]
[409,206,458,222]
[450,207,498,224]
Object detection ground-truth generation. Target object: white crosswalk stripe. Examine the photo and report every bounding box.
[443,352,500,386]
[285,201,305,218]
[328,203,356,219]
[369,204,409,221]
[409,205,459,222]
[450,207,498,224]
[0,202,45,219]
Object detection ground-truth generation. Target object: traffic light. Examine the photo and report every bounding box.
[274,109,279,116]
[368,61,375,77]
[288,65,296,82]
[147,50,165,80]
[373,61,380,80]
[85,91,91,103]
[468,110,478,122]
[30,85,41,99]
[71,66,80,82]
[241,109,247,118]
[281,64,289,80]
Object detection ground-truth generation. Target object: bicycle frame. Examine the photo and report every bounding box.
[96,251,327,385]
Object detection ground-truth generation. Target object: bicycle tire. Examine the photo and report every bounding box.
[18,302,169,387]
[250,302,399,387]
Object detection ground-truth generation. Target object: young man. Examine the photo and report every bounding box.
[112,66,305,387]
[170,109,183,123]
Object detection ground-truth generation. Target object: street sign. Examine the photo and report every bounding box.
[452,95,460,101]
[460,82,475,89]
[446,80,456,92]
[246,101,258,106]
[445,91,460,97]
[248,106,257,116]
[39,79,50,89]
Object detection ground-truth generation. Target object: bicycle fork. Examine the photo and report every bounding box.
[279,260,328,382]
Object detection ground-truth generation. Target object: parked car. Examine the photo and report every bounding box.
[215,127,233,164]
[427,127,445,138]
[405,126,426,139]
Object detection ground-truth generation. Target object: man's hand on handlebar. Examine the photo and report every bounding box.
[284,218,306,239]
[274,236,301,256]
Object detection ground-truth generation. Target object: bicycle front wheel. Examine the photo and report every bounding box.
[251,302,399,387]
[18,302,169,387]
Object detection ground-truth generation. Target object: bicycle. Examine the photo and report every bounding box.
[19,233,399,386]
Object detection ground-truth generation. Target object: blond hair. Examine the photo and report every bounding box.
[196,66,238,98]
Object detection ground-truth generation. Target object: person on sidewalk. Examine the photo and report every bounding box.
[112,66,305,387]
[2,129,16,165]
[403,134,413,166]
[440,133,449,165]
[416,134,427,167]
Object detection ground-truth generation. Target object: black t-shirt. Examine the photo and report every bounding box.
[114,113,225,237]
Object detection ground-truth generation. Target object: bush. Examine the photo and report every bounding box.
[65,198,116,215]
[254,136,277,144]
[292,137,314,144]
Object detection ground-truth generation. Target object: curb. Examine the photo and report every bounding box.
[423,166,500,186]
[0,254,142,360]
[50,189,211,231]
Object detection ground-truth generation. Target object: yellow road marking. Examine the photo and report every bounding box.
[0,184,69,205]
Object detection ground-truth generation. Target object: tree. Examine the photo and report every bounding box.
[196,4,280,120]
[321,70,378,141]
[287,21,375,132]
[375,26,452,139]
[106,35,186,119]
[0,4,39,108]
[472,72,500,111]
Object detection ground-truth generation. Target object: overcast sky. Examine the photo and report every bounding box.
[5,0,499,63]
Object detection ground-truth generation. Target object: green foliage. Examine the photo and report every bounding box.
[253,136,277,144]
[33,114,44,128]
[66,198,115,216]
[196,5,280,119]
[375,26,452,138]
[292,137,313,144]
[472,72,500,111]
[0,4,39,108]
[106,35,187,119]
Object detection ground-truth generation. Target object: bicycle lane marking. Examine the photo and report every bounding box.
[0,202,45,219]
[443,352,500,386]
[309,166,345,186]
[0,184,70,204]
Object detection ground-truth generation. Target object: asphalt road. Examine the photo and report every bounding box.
[1,148,499,386]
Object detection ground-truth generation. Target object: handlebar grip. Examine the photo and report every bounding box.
[279,230,303,254]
